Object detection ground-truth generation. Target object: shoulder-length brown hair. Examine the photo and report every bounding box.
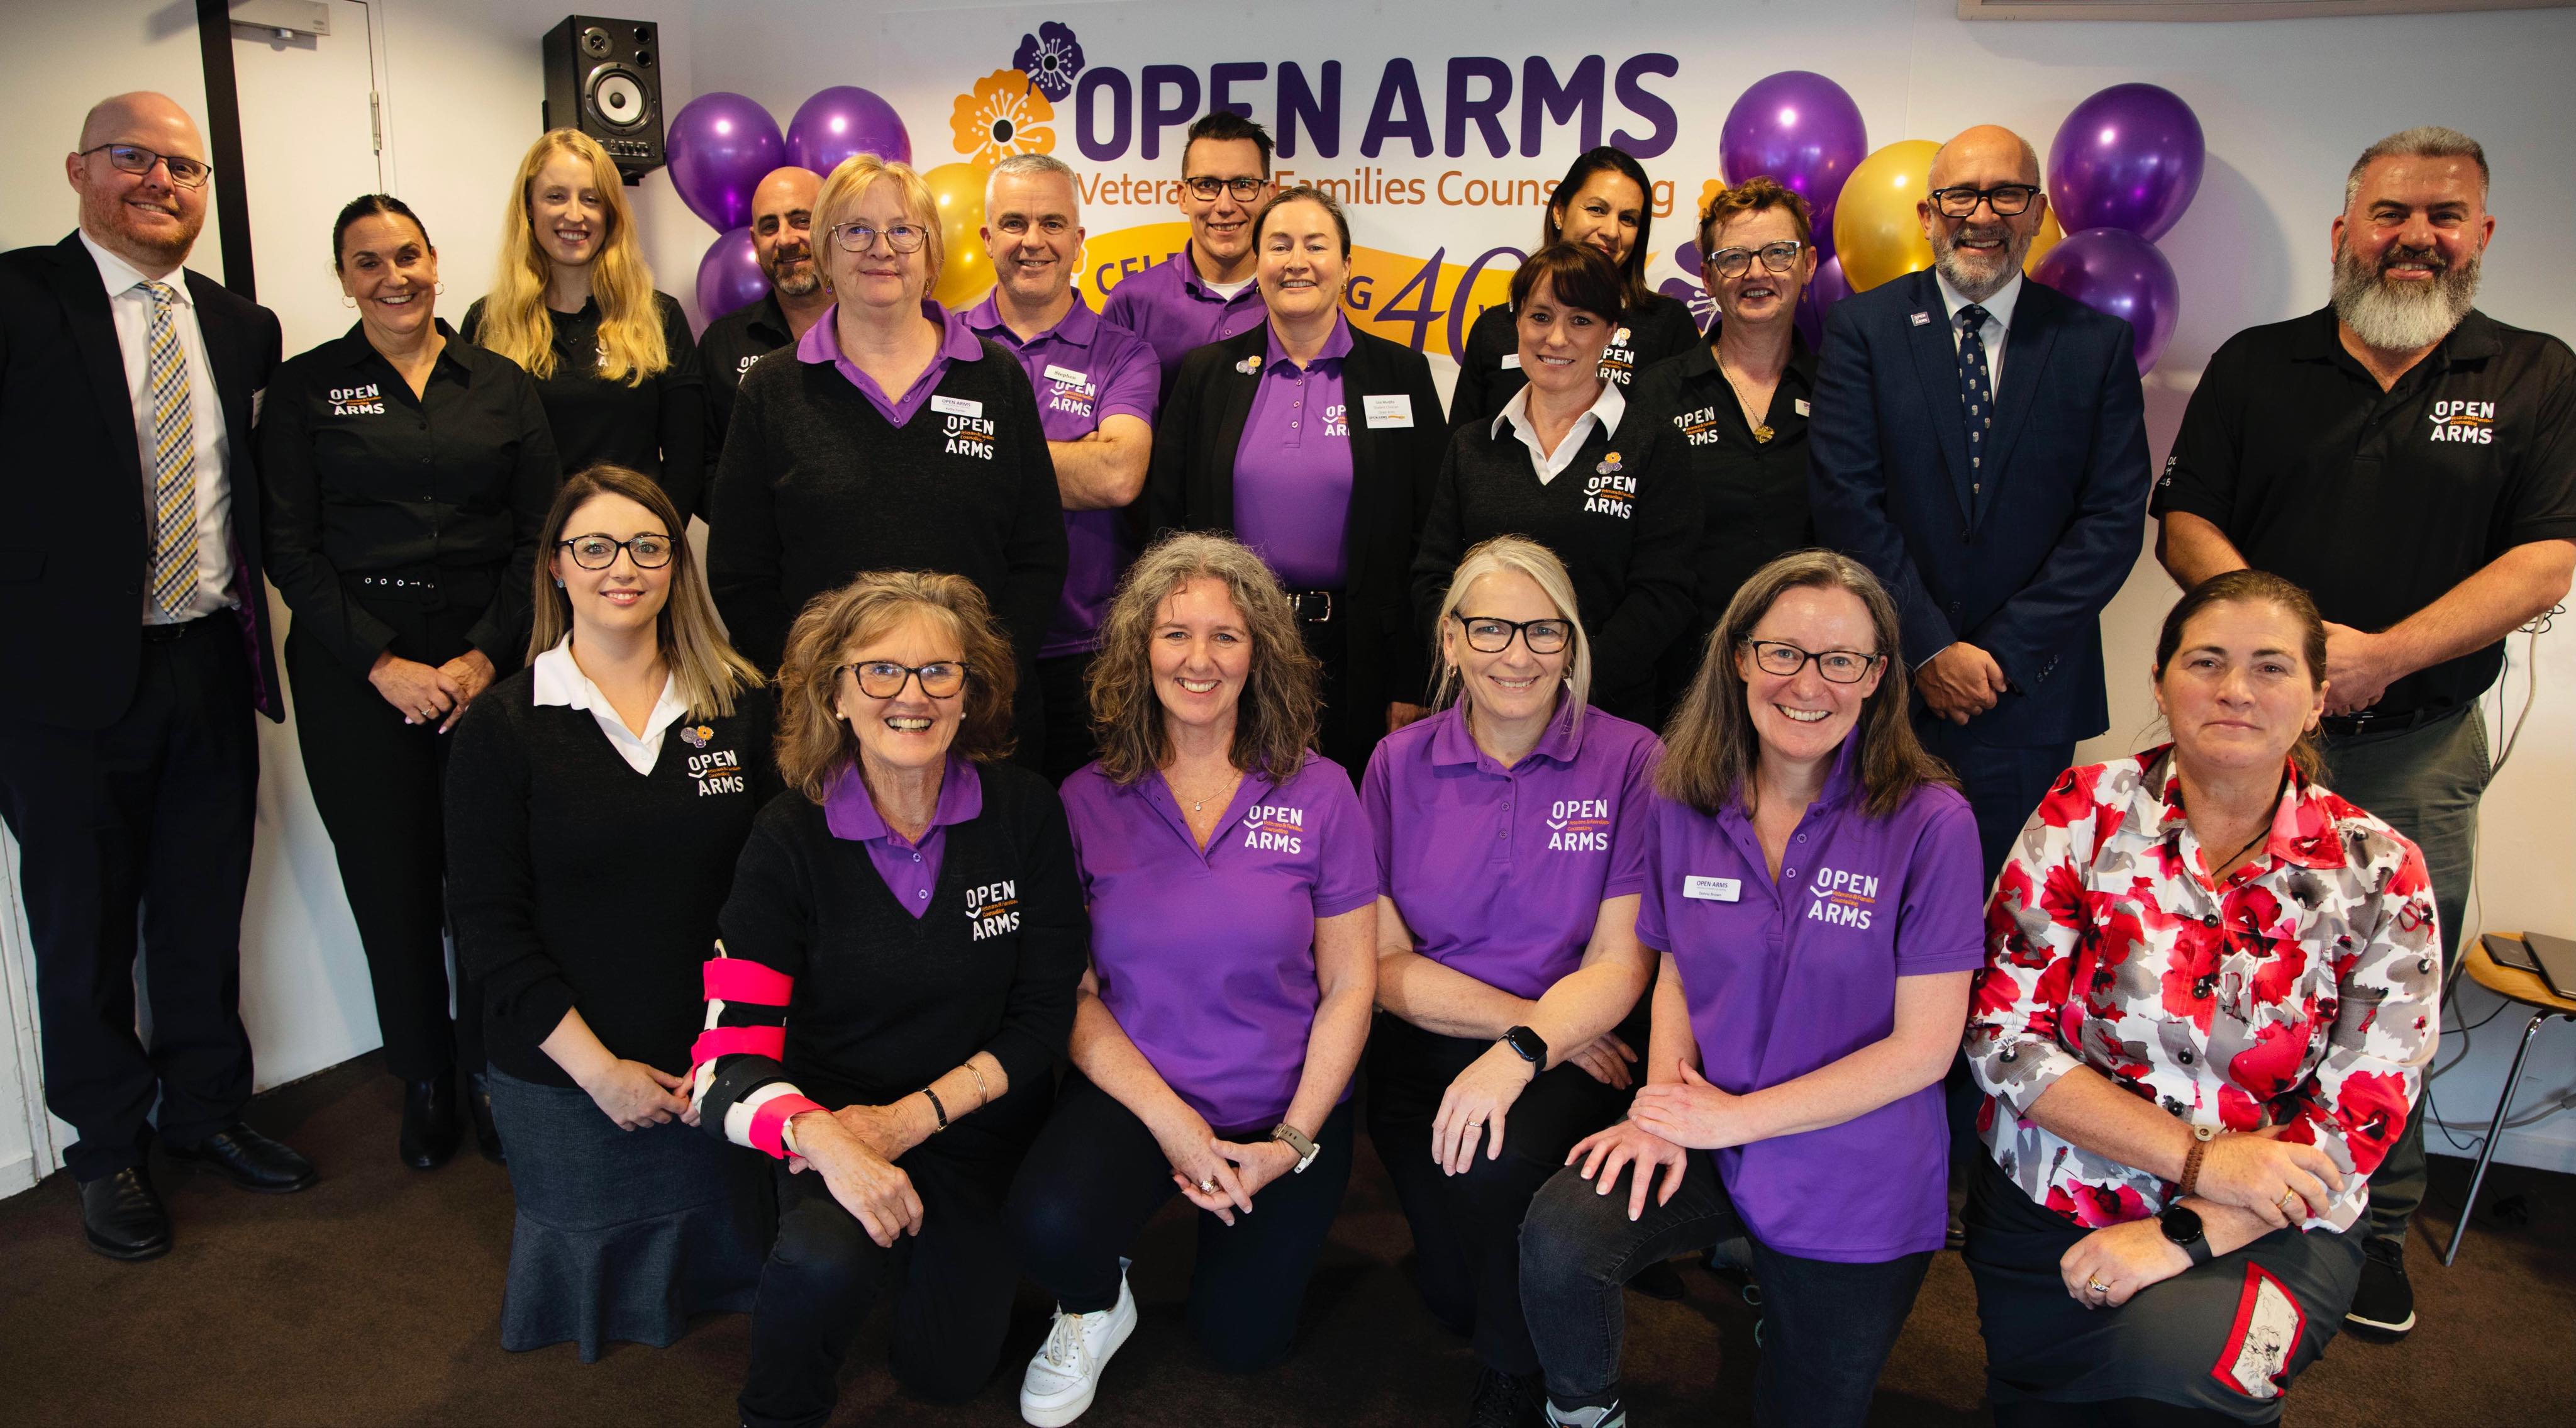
[773,571,1018,803]
[528,464,762,720]
[1660,549,1955,820]
[1089,532,1319,786]
[2153,568,2330,785]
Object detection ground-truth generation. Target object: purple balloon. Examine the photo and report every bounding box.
[666,92,786,231]
[1793,254,1852,350]
[2031,227,2180,373]
[2047,83,2204,241]
[786,86,911,175]
[1719,72,1867,259]
[695,228,769,326]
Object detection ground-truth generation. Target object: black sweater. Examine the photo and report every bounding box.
[445,669,780,1086]
[1446,290,1702,437]
[461,293,708,524]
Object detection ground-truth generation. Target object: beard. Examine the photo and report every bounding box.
[2331,237,2478,352]
[1931,219,2031,303]
[86,186,202,269]
[764,247,821,298]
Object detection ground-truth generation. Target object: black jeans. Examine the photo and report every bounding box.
[1006,1073,1355,1374]
[1367,1010,1636,1375]
[1519,1149,1931,1428]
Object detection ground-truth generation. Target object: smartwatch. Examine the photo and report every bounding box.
[2158,1202,2212,1266]
[1270,1122,1320,1174]
[1502,1025,1548,1077]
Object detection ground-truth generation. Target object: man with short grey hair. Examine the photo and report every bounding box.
[2157,125,2576,1341]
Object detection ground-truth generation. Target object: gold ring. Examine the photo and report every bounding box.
[1197,1177,1216,1193]
[2087,1276,2111,1295]
[2277,1192,2302,1216]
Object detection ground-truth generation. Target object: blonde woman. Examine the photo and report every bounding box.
[690,571,1084,1425]
[463,129,707,521]
[445,464,773,1359]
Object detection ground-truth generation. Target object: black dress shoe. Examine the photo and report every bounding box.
[467,1071,506,1166]
[79,1166,172,1261]
[165,1122,317,1193]
[401,1076,461,1169]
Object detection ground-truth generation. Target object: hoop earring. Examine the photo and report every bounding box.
[435,281,447,296]
[341,294,356,308]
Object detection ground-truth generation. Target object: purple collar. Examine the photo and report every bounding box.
[1722,732,1867,825]
[965,290,1101,349]
[1262,312,1353,371]
[796,299,986,423]
[823,753,983,844]
[1428,698,1582,773]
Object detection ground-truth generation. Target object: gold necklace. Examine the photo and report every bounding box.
[1719,359,1776,444]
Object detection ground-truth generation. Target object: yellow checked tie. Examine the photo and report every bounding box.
[143,280,199,618]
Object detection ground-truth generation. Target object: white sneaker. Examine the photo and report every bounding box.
[1019,1272,1138,1426]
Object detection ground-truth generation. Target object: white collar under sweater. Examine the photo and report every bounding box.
[531,637,690,776]
[1491,379,1625,486]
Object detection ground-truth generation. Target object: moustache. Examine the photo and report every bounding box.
[2375,243,2448,277]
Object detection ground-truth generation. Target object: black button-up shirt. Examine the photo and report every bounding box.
[698,292,795,465]
[1631,331,1820,625]
[2155,308,2576,717]
[258,319,558,674]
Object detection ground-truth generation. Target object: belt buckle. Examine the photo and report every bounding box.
[1297,591,1333,623]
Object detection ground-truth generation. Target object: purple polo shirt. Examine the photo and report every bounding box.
[964,293,1163,657]
[823,754,984,919]
[1363,702,1659,1000]
[1233,317,1355,591]
[796,299,988,427]
[1633,735,1985,1262]
[1061,753,1377,1133]
[1097,245,1269,383]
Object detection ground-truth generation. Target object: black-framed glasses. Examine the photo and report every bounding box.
[830,221,928,254]
[1929,183,2041,219]
[1705,240,1806,279]
[840,661,968,700]
[1743,639,1882,683]
[1454,613,1572,655]
[80,143,211,190]
[557,533,674,569]
[1184,175,1267,203]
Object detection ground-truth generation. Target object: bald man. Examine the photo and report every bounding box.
[1811,124,2151,879]
[0,92,313,1259]
[699,165,828,471]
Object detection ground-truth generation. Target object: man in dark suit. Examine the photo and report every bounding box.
[1811,124,2151,881]
[0,92,314,1261]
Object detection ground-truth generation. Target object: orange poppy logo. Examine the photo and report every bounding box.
[950,69,1056,165]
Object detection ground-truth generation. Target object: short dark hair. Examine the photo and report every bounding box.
[2153,569,2329,785]
[331,192,431,271]
[1253,185,1350,258]
[1543,147,1656,311]
[1184,111,1274,177]
[1506,241,1625,323]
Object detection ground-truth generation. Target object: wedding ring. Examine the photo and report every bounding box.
[2277,1191,2302,1217]
[1197,1177,1216,1193]
[2086,1276,2111,1296]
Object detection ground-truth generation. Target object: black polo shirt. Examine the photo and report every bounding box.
[1630,332,1819,623]
[2155,308,2576,717]
[460,291,706,522]
[698,291,796,462]
[1448,289,1703,437]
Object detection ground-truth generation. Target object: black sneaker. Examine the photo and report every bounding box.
[2345,1236,2414,1341]
[1468,1366,1548,1428]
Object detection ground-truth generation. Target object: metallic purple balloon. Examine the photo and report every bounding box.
[2046,83,2204,241]
[666,92,786,231]
[2030,226,2180,374]
[695,228,770,326]
[786,86,911,175]
[1719,71,1867,260]
[1793,254,1852,350]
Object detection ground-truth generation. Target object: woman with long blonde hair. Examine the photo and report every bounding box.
[464,128,709,521]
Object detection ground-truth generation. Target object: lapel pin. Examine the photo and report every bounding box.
[1236,355,1263,374]
[1910,311,1932,327]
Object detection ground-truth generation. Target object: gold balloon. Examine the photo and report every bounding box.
[924,160,996,309]
[2024,205,2065,276]
[1833,139,1940,294]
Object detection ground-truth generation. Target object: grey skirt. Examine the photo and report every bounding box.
[486,1064,769,1361]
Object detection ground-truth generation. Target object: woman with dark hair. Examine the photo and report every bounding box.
[1412,242,1701,726]
[1147,186,1447,776]
[1448,147,1702,437]
[1962,569,2436,1427]
[689,569,1085,1427]
[1518,550,1985,1428]
[1007,532,1377,1423]
[446,464,773,1359]
[262,192,557,1169]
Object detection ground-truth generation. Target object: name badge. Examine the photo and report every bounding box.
[1042,364,1089,388]
[1684,876,1741,903]
[930,394,984,418]
[1362,394,1414,428]
[1499,354,1523,370]
[1794,398,1810,416]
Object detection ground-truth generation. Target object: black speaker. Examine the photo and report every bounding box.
[541,16,665,184]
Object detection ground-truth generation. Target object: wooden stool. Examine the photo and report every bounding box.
[2441,934,2576,1267]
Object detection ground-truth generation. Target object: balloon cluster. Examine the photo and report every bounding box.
[665,87,918,322]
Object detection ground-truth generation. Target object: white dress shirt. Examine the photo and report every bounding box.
[1933,267,2023,394]
[531,637,692,775]
[1489,378,1626,486]
[82,230,235,624]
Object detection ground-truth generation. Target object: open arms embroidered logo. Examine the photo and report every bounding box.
[1545,797,1612,851]
[2211,1263,2305,1401]
[1241,803,1306,854]
[2427,399,2497,444]
[967,881,1021,940]
[1806,867,1879,929]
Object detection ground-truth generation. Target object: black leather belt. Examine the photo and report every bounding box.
[1285,589,1337,623]
[140,615,223,644]
[2318,705,2458,740]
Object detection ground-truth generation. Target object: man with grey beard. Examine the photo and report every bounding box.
[2156,125,2576,1342]
[699,165,829,473]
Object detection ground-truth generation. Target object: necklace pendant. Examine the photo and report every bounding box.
[1751,423,1774,443]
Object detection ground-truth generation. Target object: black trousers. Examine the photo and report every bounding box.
[1035,650,1099,784]
[1006,1073,1356,1375]
[1910,716,2073,888]
[284,604,482,1082]
[0,618,258,1181]
[1366,1010,1638,1375]
[1299,610,1370,783]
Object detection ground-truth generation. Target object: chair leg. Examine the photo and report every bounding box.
[2442,1008,2555,1268]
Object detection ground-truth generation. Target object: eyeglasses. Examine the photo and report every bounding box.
[830,222,928,254]
[840,661,968,700]
[1704,241,1806,279]
[1454,613,1572,655]
[1184,176,1267,203]
[1743,640,1882,684]
[80,143,211,190]
[1929,184,2042,219]
[557,533,674,569]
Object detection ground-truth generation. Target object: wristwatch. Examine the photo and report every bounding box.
[2179,1122,2218,1198]
[1502,1025,1548,1078]
[2159,1202,2212,1266]
[1270,1122,1320,1174]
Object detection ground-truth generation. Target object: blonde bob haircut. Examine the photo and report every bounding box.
[1660,549,1954,821]
[1429,535,1594,734]
[479,129,669,384]
[774,571,1018,803]
[528,464,762,721]
[813,153,945,301]
[1088,532,1320,787]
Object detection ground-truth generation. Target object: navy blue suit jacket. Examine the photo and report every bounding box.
[1809,269,2149,747]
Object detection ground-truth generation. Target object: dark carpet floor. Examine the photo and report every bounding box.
[2,1052,2570,1427]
